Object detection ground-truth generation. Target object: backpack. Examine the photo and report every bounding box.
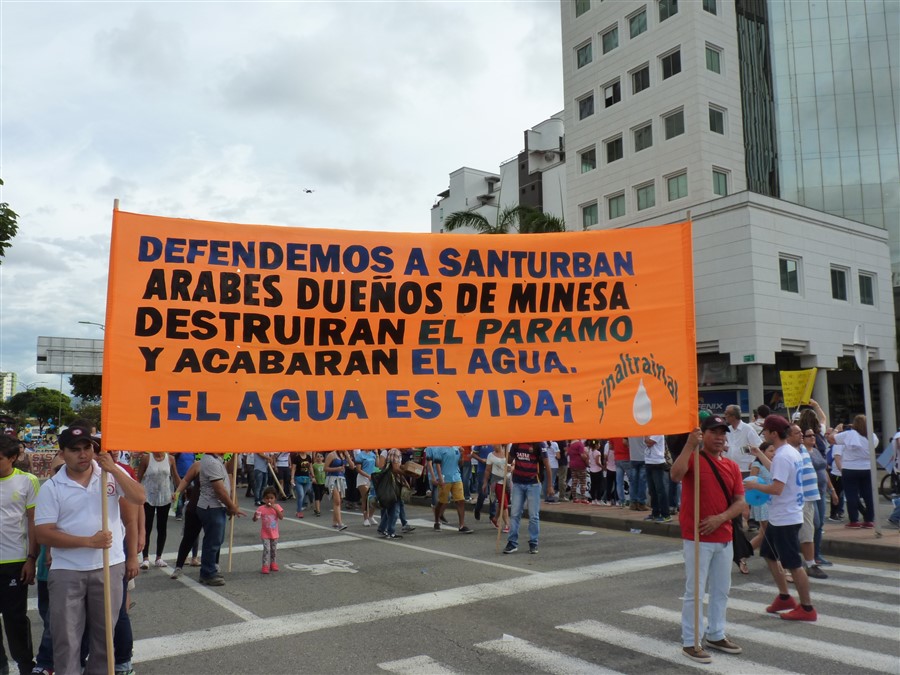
[371,468,401,508]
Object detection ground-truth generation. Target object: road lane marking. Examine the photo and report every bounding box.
[724,598,898,639]
[282,515,544,575]
[378,655,457,674]
[732,582,900,615]
[828,563,900,580]
[220,534,355,556]
[132,551,682,663]
[557,620,798,675]
[476,634,623,674]
[625,606,898,672]
[165,569,259,622]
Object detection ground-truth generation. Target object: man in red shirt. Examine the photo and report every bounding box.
[670,415,746,665]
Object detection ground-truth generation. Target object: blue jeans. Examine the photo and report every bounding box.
[398,500,408,527]
[842,468,874,523]
[253,469,269,504]
[294,478,312,514]
[616,461,631,503]
[379,501,400,535]
[813,486,826,558]
[646,463,670,517]
[196,506,227,580]
[890,497,900,523]
[629,461,647,504]
[681,540,733,646]
[508,482,541,547]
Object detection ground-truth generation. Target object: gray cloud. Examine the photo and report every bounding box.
[94,9,186,83]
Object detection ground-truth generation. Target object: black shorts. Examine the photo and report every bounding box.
[760,522,802,570]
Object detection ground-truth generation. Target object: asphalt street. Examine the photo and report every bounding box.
[27,495,900,674]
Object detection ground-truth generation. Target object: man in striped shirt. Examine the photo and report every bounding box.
[503,443,553,555]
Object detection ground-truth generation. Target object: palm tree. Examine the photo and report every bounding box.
[443,205,565,235]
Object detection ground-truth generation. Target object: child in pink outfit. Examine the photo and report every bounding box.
[253,487,284,573]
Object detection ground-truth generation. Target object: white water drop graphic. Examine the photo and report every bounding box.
[633,379,653,425]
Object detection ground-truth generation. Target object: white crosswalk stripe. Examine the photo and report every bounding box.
[557,620,799,674]
[475,634,624,675]
[724,598,898,639]
[827,563,900,580]
[378,655,458,674]
[795,576,894,595]
[732,582,900,615]
[625,605,898,673]
[220,534,354,555]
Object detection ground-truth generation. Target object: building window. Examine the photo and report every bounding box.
[582,202,599,229]
[709,105,725,134]
[831,267,848,301]
[659,0,678,22]
[779,256,800,293]
[703,0,717,14]
[576,41,592,68]
[636,183,655,210]
[605,136,623,163]
[608,193,626,220]
[575,0,590,17]
[667,172,688,201]
[604,80,621,107]
[706,45,722,73]
[661,50,681,80]
[602,26,619,54]
[631,65,650,94]
[858,273,875,305]
[629,8,647,38]
[663,109,684,139]
[634,123,653,152]
[580,147,597,173]
[578,93,594,120]
[712,168,728,196]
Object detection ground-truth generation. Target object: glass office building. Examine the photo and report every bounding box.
[766,0,899,273]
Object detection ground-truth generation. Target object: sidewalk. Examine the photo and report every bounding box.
[537,500,900,564]
[412,495,899,564]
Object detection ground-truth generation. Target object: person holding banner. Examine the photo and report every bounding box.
[670,416,745,664]
[34,426,146,675]
[196,454,245,586]
[503,443,553,554]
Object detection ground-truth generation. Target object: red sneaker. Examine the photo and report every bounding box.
[781,606,817,621]
[861,522,875,529]
[261,565,270,574]
[766,595,798,613]
[271,563,280,572]
[845,522,863,528]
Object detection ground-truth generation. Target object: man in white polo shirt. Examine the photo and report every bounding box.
[724,405,762,476]
[34,425,146,675]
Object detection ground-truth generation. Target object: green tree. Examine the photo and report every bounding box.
[6,387,73,433]
[73,401,102,427]
[69,374,103,401]
[0,178,19,263]
[442,205,565,235]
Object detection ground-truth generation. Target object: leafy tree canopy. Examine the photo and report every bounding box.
[6,387,73,432]
[69,374,103,401]
[442,205,565,235]
[0,178,19,263]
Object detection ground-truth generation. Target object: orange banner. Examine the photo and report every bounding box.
[101,211,697,453]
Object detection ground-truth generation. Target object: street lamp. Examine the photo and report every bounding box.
[78,321,105,331]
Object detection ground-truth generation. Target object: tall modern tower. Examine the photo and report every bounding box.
[560,0,897,430]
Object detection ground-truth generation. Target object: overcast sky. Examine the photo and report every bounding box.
[0,0,563,395]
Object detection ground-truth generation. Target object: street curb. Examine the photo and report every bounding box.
[410,497,898,564]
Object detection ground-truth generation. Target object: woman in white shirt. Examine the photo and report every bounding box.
[827,415,877,528]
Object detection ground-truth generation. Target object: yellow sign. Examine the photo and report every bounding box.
[779,368,817,409]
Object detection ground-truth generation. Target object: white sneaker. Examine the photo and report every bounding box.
[139,559,150,570]
[363,518,371,527]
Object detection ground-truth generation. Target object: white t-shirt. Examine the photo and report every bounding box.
[725,421,762,472]
[0,468,40,563]
[544,442,559,470]
[768,443,803,526]
[834,429,875,470]
[643,435,666,465]
[34,461,127,571]
[485,453,507,480]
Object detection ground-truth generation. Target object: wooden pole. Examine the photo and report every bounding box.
[693,442,701,651]
[101,465,114,674]
[495,446,512,554]
[268,461,287,499]
[227,454,239,572]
